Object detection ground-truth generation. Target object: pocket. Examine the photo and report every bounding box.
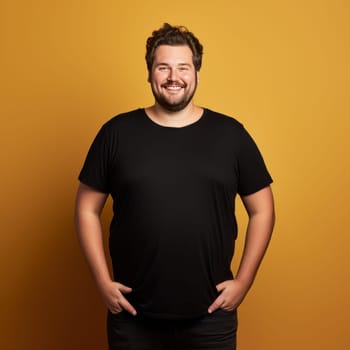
[107,309,128,324]
[218,308,237,315]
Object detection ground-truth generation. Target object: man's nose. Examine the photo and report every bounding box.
[167,68,178,81]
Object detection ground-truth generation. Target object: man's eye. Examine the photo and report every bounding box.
[158,66,168,71]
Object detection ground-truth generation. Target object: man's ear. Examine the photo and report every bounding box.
[147,71,151,83]
[197,72,200,84]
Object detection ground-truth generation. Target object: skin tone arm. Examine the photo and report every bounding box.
[208,185,275,313]
[74,183,137,315]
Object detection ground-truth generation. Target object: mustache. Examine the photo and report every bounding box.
[161,81,187,88]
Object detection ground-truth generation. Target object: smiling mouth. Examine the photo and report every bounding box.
[161,81,186,89]
[164,86,182,91]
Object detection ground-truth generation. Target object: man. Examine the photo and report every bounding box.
[75,23,275,350]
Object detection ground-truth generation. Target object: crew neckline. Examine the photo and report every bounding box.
[142,108,207,130]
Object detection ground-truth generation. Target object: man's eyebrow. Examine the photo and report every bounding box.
[155,62,192,67]
[154,62,169,67]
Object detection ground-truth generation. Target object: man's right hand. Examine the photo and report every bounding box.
[99,280,137,316]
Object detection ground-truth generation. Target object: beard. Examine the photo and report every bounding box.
[150,76,198,112]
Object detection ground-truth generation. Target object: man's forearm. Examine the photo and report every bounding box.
[75,210,112,288]
[235,210,275,287]
[208,188,275,313]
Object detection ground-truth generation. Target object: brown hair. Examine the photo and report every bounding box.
[145,23,203,71]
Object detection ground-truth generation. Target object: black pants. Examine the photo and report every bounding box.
[107,309,237,350]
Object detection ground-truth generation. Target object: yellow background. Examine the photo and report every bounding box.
[1,0,349,349]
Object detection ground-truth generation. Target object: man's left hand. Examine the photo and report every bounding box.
[208,279,250,313]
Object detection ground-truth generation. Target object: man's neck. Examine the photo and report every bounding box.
[145,103,203,128]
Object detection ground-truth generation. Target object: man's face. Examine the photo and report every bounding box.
[148,45,198,112]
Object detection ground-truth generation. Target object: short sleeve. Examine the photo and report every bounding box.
[236,126,273,196]
[78,123,118,194]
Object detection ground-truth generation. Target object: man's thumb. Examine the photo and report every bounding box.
[118,283,133,294]
[216,282,226,292]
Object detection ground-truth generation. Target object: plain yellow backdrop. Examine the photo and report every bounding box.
[1,0,349,349]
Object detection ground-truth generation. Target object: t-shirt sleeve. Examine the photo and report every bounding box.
[78,123,117,194]
[236,126,273,196]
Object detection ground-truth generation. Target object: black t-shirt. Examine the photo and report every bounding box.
[79,108,272,319]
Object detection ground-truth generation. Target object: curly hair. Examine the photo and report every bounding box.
[145,23,203,72]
